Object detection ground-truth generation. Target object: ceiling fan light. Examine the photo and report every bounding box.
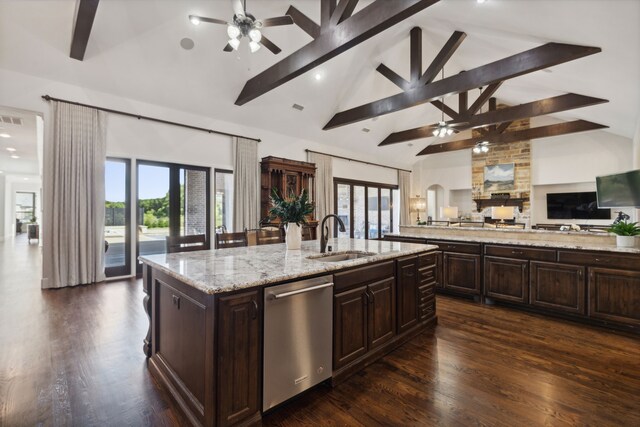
[249,28,262,42]
[189,16,200,25]
[432,129,439,137]
[473,147,481,154]
[481,145,489,153]
[227,24,241,39]
[249,40,261,53]
[228,38,240,50]
[446,128,454,135]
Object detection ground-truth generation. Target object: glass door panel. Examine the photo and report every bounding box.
[336,184,350,237]
[137,163,170,265]
[392,189,400,233]
[367,187,379,239]
[380,188,391,237]
[353,186,365,239]
[181,168,208,237]
[105,159,130,277]
[215,170,234,233]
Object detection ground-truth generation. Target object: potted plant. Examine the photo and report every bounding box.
[608,220,640,248]
[269,189,314,250]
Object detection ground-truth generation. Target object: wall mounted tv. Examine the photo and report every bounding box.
[596,169,640,208]
[546,192,611,220]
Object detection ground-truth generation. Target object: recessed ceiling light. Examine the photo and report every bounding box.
[0,133,10,138]
[362,127,370,133]
[407,143,414,147]
[314,72,322,80]
[180,38,195,50]
[6,147,16,152]
[292,103,304,111]
[476,0,487,3]
[11,155,19,159]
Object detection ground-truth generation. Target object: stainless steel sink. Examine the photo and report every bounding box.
[307,251,376,262]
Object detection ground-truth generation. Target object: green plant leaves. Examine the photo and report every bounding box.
[268,188,315,226]
[608,220,640,236]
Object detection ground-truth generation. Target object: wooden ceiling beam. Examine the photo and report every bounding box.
[331,0,359,27]
[69,0,100,60]
[466,82,502,116]
[321,0,337,32]
[376,64,412,91]
[379,93,608,146]
[417,31,467,86]
[324,43,600,129]
[236,0,439,105]
[410,27,423,85]
[417,120,607,155]
[430,100,460,120]
[286,6,320,39]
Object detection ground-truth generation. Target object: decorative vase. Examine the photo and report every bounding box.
[616,235,636,248]
[285,222,302,250]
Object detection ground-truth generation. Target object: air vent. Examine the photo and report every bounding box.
[292,104,304,111]
[0,116,22,126]
[361,127,370,133]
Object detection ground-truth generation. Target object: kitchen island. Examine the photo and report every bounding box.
[140,238,438,427]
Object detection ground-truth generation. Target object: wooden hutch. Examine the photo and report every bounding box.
[260,156,319,240]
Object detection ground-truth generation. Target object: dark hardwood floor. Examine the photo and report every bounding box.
[1,235,639,426]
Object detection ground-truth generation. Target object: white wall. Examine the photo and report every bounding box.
[3,174,42,239]
[532,182,617,226]
[0,174,5,240]
[332,157,398,185]
[412,150,472,212]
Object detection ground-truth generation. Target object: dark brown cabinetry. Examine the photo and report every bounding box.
[368,278,396,349]
[530,261,585,315]
[397,256,419,333]
[484,256,529,304]
[217,291,261,427]
[443,253,481,295]
[588,267,640,327]
[333,286,369,369]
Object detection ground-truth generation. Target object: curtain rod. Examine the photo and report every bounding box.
[305,149,412,173]
[41,95,261,142]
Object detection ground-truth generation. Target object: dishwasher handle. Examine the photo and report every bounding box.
[270,282,334,300]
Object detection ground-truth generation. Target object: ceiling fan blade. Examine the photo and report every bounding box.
[190,15,228,25]
[223,43,234,52]
[260,16,294,27]
[231,0,245,17]
[260,35,282,55]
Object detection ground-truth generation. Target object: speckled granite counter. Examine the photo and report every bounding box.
[386,225,640,254]
[139,238,436,294]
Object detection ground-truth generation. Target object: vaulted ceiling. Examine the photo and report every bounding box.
[0,0,638,167]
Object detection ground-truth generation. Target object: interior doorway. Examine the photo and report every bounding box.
[426,184,444,221]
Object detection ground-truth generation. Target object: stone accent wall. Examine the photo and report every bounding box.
[185,170,207,235]
[471,110,531,217]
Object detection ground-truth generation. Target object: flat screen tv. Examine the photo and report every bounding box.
[546,192,611,220]
[596,169,640,208]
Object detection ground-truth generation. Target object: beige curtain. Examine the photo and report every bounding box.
[398,170,411,226]
[42,102,107,289]
[233,137,259,232]
[308,152,333,233]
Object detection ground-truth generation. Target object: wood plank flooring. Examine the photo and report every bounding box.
[1,235,639,426]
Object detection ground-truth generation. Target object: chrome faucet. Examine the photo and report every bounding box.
[320,214,346,253]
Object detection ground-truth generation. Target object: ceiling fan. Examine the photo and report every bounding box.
[188,0,294,54]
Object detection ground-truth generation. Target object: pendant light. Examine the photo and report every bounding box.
[432,67,454,138]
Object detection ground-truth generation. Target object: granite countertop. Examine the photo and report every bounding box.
[385,232,640,254]
[139,238,437,294]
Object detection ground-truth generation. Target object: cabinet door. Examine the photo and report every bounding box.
[367,278,396,350]
[530,261,585,315]
[217,291,260,427]
[397,256,419,334]
[334,286,368,369]
[443,253,481,295]
[588,267,640,327]
[484,256,529,304]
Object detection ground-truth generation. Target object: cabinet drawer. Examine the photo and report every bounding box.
[419,283,434,299]
[419,267,436,284]
[419,296,435,320]
[428,240,481,254]
[384,236,427,244]
[418,252,437,268]
[485,244,555,262]
[558,251,640,271]
[334,261,394,292]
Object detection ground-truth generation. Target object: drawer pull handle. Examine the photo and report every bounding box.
[595,258,609,263]
[512,250,523,255]
[172,295,181,309]
[251,300,258,320]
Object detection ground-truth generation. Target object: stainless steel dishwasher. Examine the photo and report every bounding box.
[263,275,333,411]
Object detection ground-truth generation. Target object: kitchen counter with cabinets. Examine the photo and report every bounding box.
[384,229,640,335]
[139,239,438,427]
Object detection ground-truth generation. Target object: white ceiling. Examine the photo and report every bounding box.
[0,107,39,175]
[0,0,639,167]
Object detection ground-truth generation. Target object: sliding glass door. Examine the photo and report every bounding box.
[105,158,131,278]
[334,179,397,240]
[137,161,210,274]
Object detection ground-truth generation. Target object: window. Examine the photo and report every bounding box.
[16,192,36,222]
[215,169,233,234]
[334,179,398,240]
